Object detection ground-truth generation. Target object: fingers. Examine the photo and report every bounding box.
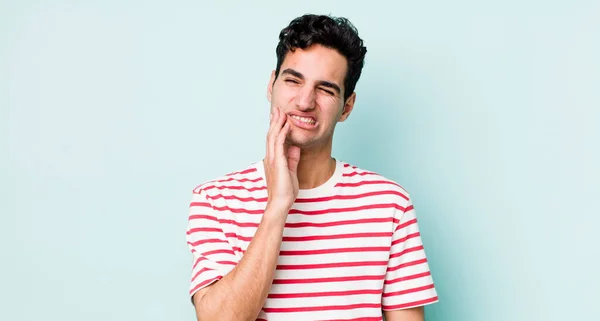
[275,116,291,159]
[266,108,279,161]
[267,107,278,137]
[267,107,287,163]
[287,145,301,174]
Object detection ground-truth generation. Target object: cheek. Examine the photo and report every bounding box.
[273,83,299,103]
[316,98,343,123]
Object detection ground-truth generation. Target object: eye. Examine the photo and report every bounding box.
[285,79,300,84]
[320,88,335,96]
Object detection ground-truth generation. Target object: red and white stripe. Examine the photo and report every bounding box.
[186,160,438,320]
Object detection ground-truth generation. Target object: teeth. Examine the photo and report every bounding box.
[291,115,315,125]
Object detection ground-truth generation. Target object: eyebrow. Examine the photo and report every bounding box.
[281,68,342,95]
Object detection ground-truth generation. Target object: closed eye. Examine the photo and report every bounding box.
[285,79,300,84]
[320,88,335,96]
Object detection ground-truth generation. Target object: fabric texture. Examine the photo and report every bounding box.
[186,159,438,320]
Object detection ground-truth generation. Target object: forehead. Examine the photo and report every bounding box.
[279,44,348,85]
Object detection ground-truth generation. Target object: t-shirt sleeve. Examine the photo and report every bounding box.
[382,195,439,310]
[185,187,240,299]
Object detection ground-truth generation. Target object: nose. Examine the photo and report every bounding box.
[293,86,316,111]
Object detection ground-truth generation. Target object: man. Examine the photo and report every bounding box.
[186,14,438,320]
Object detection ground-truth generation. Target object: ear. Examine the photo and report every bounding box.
[267,70,276,103]
[338,92,356,122]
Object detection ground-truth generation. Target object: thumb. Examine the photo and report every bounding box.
[286,145,301,174]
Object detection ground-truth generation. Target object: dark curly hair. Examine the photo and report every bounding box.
[274,14,367,101]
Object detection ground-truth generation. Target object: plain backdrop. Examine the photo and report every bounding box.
[2,1,599,320]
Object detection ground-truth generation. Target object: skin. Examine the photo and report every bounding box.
[192,44,424,321]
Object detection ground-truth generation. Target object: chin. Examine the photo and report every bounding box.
[286,132,316,148]
[286,137,311,148]
[286,131,326,149]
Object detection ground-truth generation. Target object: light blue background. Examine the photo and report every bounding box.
[3,1,599,320]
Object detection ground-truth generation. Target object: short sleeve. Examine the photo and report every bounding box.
[186,187,239,299]
[382,196,439,310]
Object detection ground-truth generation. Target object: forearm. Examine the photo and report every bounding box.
[383,306,424,321]
[194,209,286,321]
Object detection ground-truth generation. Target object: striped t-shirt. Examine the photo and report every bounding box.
[186,158,438,320]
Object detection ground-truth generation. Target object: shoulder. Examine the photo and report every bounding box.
[337,160,411,203]
[191,161,264,196]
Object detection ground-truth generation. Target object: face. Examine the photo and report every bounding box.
[267,44,356,150]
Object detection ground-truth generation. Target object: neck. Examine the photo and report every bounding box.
[296,140,336,190]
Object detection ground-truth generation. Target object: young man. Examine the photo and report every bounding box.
[186,14,438,320]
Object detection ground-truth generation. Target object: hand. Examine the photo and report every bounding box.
[264,107,301,215]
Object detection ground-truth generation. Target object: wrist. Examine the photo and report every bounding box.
[265,198,292,212]
[262,202,291,223]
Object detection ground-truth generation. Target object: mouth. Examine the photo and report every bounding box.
[288,114,317,129]
[290,115,316,124]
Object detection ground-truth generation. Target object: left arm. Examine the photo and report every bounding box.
[381,193,438,320]
[384,306,424,321]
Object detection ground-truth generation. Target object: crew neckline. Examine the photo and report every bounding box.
[254,158,344,198]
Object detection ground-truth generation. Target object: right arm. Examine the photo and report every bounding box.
[192,107,300,321]
[192,207,287,321]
